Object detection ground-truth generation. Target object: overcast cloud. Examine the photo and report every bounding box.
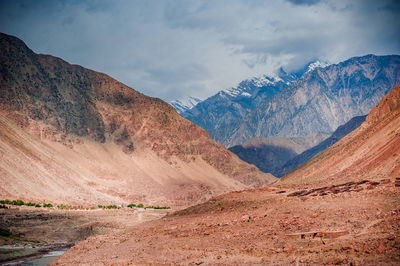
[0,0,399,101]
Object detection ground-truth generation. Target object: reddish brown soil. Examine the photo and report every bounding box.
[55,179,400,265]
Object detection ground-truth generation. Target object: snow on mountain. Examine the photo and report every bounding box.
[170,96,202,114]
[221,75,288,99]
[306,60,329,73]
[173,61,319,114]
[180,55,400,147]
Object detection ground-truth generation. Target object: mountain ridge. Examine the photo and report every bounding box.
[280,84,400,186]
[180,63,317,146]
[0,33,275,206]
[179,54,400,147]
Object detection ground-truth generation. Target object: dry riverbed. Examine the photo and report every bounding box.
[0,206,169,264]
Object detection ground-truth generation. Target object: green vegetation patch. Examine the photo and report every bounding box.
[127,203,170,209]
[97,205,120,209]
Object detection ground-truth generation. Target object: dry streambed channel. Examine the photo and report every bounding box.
[0,206,169,265]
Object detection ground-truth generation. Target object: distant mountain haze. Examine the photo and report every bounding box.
[276,115,367,177]
[228,133,329,176]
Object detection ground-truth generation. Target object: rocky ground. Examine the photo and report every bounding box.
[55,177,400,265]
[0,206,169,264]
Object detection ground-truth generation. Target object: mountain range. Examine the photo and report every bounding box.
[179,64,310,146]
[178,55,400,147]
[58,84,400,265]
[0,33,275,207]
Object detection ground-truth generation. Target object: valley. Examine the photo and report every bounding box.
[56,85,400,264]
[0,14,399,264]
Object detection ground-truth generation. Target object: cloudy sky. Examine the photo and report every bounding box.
[0,0,399,102]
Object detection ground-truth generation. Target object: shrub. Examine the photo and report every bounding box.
[0,200,11,204]
[11,200,24,206]
[127,203,170,209]
[35,204,41,208]
[0,228,11,237]
[43,203,53,208]
[57,204,70,210]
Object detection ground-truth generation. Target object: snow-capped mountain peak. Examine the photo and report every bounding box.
[170,96,202,114]
[221,75,285,98]
[306,60,329,73]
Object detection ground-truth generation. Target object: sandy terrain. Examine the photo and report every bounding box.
[55,178,400,265]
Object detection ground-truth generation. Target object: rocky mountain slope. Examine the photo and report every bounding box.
[228,134,329,176]
[226,54,400,146]
[181,66,311,145]
[276,115,366,177]
[0,33,275,207]
[57,86,400,265]
[181,55,399,147]
[280,84,400,186]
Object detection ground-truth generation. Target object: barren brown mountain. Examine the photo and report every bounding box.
[0,33,275,207]
[56,85,400,265]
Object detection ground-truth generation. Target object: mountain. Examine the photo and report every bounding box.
[170,96,202,114]
[57,86,400,265]
[276,115,366,177]
[181,65,314,146]
[181,55,400,147]
[224,54,400,146]
[228,133,329,176]
[280,84,400,186]
[0,33,275,207]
